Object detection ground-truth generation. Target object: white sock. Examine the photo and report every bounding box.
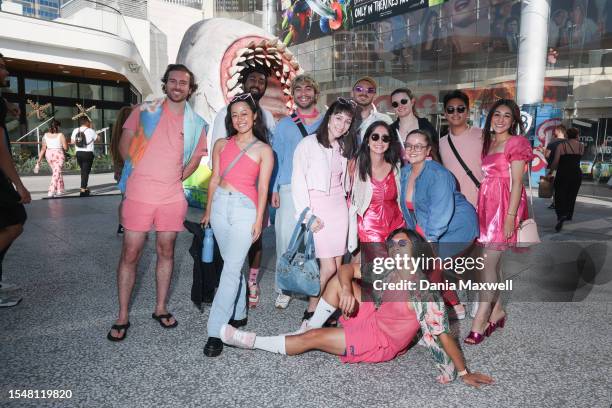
[254,335,286,354]
[308,298,337,328]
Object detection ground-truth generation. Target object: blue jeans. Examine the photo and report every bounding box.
[207,187,256,338]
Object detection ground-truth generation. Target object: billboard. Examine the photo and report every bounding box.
[277,0,448,46]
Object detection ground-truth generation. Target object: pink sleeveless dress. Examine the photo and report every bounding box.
[477,136,533,250]
[358,172,405,243]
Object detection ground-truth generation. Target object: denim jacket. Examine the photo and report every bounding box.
[400,160,478,245]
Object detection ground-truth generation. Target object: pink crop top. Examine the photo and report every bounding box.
[218,138,260,206]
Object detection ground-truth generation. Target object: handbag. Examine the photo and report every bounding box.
[276,207,321,296]
[538,175,553,198]
[509,164,541,247]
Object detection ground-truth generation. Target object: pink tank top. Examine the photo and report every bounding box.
[219,138,260,206]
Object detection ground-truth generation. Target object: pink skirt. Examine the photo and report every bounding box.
[309,187,348,258]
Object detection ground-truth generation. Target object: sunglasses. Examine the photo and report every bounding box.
[387,239,410,248]
[404,143,429,152]
[337,97,357,108]
[370,133,391,143]
[354,85,376,94]
[230,93,256,104]
[445,105,467,114]
[391,99,409,108]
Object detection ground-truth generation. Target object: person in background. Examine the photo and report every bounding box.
[549,127,584,232]
[201,93,274,357]
[110,106,134,234]
[466,99,533,345]
[271,74,324,309]
[292,98,358,330]
[438,90,483,319]
[0,53,30,307]
[70,117,99,197]
[545,124,567,210]
[351,76,392,144]
[36,119,67,198]
[390,88,437,154]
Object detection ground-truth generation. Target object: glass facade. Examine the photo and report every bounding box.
[281,0,612,178]
[13,0,61,20]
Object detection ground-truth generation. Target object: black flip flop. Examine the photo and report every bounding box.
[152,313,178,329]
[107,322,130,342]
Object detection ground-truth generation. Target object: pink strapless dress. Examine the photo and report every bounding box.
[357,172,405,243]
[477,136,534,250]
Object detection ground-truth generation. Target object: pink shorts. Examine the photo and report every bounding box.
[121,198,188,232]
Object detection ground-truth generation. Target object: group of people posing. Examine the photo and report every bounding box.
[105,62,539,387]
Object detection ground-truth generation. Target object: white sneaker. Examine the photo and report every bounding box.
[275,293,291,309]
[0,295,22,307]
[220,324,256,349]
[0,281,20,293]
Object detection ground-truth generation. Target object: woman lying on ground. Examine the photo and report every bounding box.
[219,228,494,387]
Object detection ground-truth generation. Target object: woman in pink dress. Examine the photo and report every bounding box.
[348,121,404,254]
[292,98,359,326]
[465,99,534,345]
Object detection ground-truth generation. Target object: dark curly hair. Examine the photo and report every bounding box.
[482,99,524,157]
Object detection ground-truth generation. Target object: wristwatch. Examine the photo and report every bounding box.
[458,369,469,377]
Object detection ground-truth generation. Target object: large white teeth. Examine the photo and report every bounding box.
[275,70,282,78]
[237,48,253,56]
[254,47,264,53]
[246,41,256,48]
[268,38,279,47]
[226,73,240,90]
[284,49,294,58]
[266,47,278,53]
[232,55,246,66]
[228,65,245,77]
[283,88,291,95]
[282,64,290,73]
[277,43,286,52]
[227,87,243,98]
[257,39,266,48]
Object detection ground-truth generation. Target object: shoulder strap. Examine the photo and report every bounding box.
[290,113,309,138]
[447,135,481,188]
[219,138,258,183]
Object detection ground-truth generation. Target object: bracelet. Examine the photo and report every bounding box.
[507,212,516,217]
[458,369,469,377]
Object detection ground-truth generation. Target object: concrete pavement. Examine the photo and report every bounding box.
[0,173,610,407]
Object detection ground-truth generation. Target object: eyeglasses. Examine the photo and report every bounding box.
[337,97,357,108]
[391,99,409,108]
[370,133,391,143]
[353,85,376,94]
[387,239,410,248]
[230,93,255,104]
[404,143,429,152]
[445,105,467,114]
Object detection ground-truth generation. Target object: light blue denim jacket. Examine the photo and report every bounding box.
[400,160,478,247]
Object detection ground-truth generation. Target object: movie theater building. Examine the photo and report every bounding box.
[278,0,612,182]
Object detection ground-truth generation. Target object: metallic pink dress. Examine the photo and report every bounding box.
[358,172,405,243]
[477,136,533,249]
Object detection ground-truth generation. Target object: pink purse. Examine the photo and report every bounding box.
[510,164,541,247]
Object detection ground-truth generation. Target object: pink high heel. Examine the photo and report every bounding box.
[464,330,487,345]
[485,315,506,337]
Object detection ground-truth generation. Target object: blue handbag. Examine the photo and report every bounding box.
[276,207,320,297]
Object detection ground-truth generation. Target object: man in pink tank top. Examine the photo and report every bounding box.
[107,64,207,342]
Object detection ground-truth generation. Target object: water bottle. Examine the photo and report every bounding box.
[202,226,214,263]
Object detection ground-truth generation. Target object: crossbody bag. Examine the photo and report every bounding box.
[447,134,481,188]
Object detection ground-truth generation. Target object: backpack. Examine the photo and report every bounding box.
[75,128,87,148]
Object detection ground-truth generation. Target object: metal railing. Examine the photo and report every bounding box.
[15,118,110,155]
